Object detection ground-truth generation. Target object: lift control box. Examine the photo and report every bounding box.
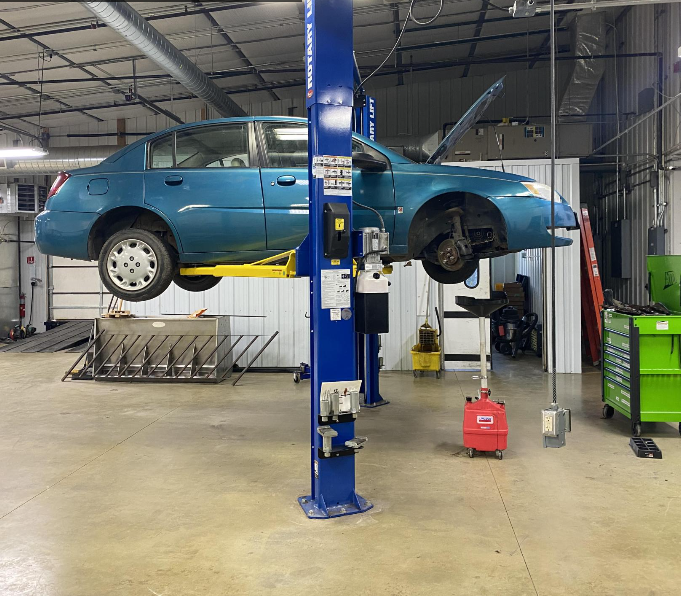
[355,266,389,334]
[323,203,350,259]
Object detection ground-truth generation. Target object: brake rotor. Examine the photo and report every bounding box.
[437,238,464,271]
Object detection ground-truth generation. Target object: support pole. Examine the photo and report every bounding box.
[478,316,488,394]
[298,0,372,519]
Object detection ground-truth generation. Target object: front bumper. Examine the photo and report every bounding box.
[35,210,99,260]
[489,196,578,252]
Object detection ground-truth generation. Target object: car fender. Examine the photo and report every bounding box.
[88,204,186,258]
[393,169,521,252]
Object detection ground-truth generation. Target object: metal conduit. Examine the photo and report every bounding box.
[82,1,246,118]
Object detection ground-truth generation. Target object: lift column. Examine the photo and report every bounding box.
[298,0,372,519]
[353,94,388,408]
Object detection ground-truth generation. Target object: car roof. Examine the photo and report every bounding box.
[102,116,411,165]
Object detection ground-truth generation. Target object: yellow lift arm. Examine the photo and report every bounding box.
[180,250,393,280]
[180,250,297,279]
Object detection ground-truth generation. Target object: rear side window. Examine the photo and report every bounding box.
[149,134,173,169]
[262,122,308,168]
[148,124,250,169]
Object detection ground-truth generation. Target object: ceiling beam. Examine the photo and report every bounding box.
[462,1,490,78]
[0,16,103,122]
[195,2,279,101]
[0,15,181,124]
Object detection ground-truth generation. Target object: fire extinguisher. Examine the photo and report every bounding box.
[19,292,26,320]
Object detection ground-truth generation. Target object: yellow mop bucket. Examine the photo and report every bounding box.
[411,320,441,377]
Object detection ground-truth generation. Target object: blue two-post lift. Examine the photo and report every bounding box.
[294,47,386,410]
[297,0,380,518]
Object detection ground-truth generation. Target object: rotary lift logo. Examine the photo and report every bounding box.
[306,0,313,98]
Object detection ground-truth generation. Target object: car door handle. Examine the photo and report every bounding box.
[164,175,183,186]
[276,175,296,186]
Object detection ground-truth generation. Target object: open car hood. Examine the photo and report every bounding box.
[426,77,505,164]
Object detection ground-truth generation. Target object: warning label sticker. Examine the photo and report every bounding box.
[313,155,352,196]
[321,269,351,309]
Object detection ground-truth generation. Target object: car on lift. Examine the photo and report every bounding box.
[35,79,577,302]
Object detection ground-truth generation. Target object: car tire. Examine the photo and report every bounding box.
[422,258,479,285]
[173,274,221,293]
[98,228,176,302]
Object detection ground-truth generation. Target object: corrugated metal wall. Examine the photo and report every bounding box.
[590,3,681,304]
[243,68,561,140]
[43,69,559,148]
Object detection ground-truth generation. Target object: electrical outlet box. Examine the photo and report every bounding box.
[542,410,557,436]
[542,406,571,448]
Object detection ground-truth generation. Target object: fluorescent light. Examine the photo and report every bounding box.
[0,147,48,159]
[273,128,307,141]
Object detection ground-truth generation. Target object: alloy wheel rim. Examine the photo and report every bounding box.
[107,238,157,291]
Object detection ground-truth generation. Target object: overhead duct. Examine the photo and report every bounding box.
[0,146,116,175]
[82,1,246,118]
[558,12,607,117]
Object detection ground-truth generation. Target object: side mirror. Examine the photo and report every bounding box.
[352,152,387,172]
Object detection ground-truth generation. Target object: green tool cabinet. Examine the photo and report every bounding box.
[602,309,681,437]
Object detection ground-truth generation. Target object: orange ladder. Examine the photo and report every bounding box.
[579,206,603,365]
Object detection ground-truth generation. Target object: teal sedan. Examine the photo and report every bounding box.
[36,86,577,302]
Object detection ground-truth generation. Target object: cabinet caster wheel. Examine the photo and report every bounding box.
[413,370,418,378]
[602,404,614,419]
[467,448,475,458]
[678,422,681,437]
[495,450,503,460]
[293,372,300,384]
[632,421,642,437]
[435,370,441,379]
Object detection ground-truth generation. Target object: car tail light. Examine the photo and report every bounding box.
[47,171,71,200]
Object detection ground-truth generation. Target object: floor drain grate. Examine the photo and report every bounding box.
[629,437,662,459]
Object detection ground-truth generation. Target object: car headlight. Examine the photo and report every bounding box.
[521,182,562,203]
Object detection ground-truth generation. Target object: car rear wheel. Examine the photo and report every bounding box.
[98,228,176,302]
[422,258,479,284]
[173,274,221,293]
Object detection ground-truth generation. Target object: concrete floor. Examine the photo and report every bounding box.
[0,352,680,595]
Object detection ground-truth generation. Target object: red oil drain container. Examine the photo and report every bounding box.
[463,393,508,459]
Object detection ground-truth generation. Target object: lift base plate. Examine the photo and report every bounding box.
[298,493,373,519]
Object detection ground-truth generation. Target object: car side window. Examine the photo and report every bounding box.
[149,134,173,169]
[176,123,249,168]
[261,122,308,168]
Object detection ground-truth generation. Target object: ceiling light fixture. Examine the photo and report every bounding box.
[0,147,49,159]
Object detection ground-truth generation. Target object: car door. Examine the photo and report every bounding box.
[258,121,309,251]
[258,121,395,251]
[144,122,266,254]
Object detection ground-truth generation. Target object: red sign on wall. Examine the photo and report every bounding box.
[26,256,34,264]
